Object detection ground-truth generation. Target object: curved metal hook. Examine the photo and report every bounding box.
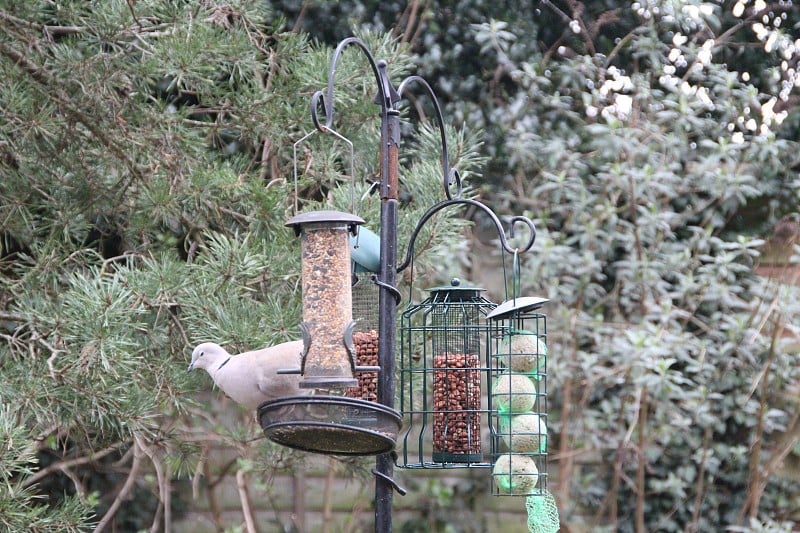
[396,75,462,200]
[311,37,389,132]
[397,198,536,272]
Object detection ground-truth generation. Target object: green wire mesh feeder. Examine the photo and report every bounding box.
[488,296,560,533]
[398,279,560,530]
[488,297,549,495]
[393,185,561,530]
[399,278,496,467]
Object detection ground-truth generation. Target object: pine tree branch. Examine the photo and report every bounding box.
[0,40,146,189]
[0,9,86,35]
[0,8,171,37]
[21,440,129,489]
[0,311,24,322]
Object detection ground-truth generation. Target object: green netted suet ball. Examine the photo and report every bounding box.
[498,331,547,377]
[492,453,539,495]
[527,490,560,533]
[493,373,537,413]
[499,412,548,453]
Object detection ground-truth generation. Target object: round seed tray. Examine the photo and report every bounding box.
[259,395,401,456]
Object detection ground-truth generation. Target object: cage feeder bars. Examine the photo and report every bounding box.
[258,36,544,532]
[399,279,495,466]
[488,297,550,497]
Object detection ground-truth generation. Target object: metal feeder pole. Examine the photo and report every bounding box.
[374,58,401,533]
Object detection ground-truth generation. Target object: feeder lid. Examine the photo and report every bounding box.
[487,296,550,319]
[426,278,484,294]
[286,210,365,235]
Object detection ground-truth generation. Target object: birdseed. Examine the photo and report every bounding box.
[432,353,481,458]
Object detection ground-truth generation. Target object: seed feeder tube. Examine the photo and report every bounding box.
[286,210,364,389]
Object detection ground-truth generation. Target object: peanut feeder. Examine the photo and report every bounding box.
[399,278,496,466]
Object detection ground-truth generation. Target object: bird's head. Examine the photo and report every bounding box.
[188,342,227,372]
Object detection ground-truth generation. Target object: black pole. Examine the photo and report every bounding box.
[375,59,400,533]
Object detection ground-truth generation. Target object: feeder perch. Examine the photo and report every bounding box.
[488,297,550,496]
[399,278,496,467]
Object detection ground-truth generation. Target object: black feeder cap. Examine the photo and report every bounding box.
[285,210,365,236]
[259,395,401,456]
[486,296,550,320]
[427,278,484,302]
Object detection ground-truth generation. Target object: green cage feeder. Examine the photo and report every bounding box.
[488,296,550,496]
[399,278,496,468]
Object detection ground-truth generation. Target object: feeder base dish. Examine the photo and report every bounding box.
[259,395,401,456]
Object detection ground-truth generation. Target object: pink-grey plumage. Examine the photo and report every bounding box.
[188,340,306,409]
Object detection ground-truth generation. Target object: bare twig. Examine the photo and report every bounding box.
[322,459,335,533]
[555,306,581,508]
[22,440,129,488]
[635,387,648,533]
[687,426,712,532]
[59,466,87,501]
[291,0,311,33]
[0,9,86,35]
[737,316,794,522]
[236,469,258,533]
[135,434,171,533]
[93,440,144,533]
[192,445,208,500]
[125,0,141,30]
[0,310,24,322]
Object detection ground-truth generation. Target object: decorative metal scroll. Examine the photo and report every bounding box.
[397,198,536,273]
[303,37,537,272]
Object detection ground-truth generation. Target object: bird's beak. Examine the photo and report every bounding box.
[187,362,194,372]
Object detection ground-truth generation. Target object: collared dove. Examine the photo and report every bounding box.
[188,340,306,409]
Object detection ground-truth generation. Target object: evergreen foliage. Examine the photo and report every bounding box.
[0,2,476,530]
[462,4,800,532]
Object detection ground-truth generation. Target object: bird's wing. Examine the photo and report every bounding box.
[212,354,268,409]
[253,340,304,401]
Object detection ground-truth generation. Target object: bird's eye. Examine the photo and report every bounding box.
[199,351,204,357]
